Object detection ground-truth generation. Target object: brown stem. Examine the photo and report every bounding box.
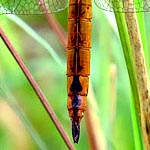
[124,1,150,148]
[44,14,67,49]
[39,0,67,48]
[0,28,75,150]
[85,82,107,150]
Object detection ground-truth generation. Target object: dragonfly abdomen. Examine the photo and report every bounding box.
[67,0,92,143]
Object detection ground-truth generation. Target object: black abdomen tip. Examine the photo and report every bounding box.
[72,120,80,143]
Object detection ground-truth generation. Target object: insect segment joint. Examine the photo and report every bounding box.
[67,0,91,143]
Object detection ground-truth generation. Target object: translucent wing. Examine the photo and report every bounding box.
[95,0,150,12]
[0,0,68,14]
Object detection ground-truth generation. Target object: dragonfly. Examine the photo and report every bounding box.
[0,0,148,144]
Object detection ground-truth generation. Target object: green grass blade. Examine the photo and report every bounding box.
[4,14,65,70]
[114,11,144,149]
[0,78,48,150]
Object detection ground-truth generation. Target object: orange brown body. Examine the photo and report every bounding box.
[67,0,92,143]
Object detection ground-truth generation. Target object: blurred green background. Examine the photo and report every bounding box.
[0,1,150,150]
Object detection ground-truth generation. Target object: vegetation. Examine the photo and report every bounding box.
[0,2,150,150]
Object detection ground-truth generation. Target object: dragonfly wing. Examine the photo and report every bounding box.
[94,0,150,12]
[0,0,68,14]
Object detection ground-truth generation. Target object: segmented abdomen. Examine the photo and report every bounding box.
[67,0,92,142]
